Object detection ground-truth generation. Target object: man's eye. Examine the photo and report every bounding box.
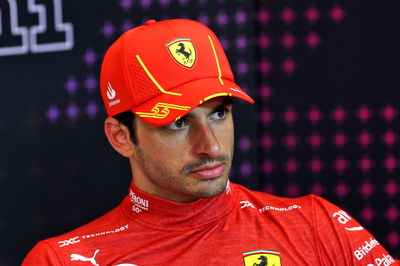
[212,108,228,120]
[165,119,186,131]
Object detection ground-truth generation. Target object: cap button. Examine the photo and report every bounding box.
[145,19,156,25]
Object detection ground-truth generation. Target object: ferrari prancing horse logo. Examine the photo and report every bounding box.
[243,250,281,266]
[167,39,196,68]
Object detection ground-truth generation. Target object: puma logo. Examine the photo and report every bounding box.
[70,249,100,266]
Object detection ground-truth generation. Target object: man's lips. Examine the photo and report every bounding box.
[189,163,225,180]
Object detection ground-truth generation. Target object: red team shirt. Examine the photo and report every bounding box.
[23,182,398,266]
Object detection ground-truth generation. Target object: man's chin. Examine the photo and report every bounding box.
[196,176,229,198]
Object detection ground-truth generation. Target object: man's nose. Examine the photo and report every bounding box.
[191,123,221,158]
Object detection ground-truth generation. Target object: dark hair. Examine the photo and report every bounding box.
[113,111,137,144]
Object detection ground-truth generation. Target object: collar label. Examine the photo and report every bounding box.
[129,190,149,213]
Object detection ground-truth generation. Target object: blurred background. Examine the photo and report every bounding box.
[0,0,399,264]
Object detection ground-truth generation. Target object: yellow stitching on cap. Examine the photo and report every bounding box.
[136,55,182,96]
[135,103,190,119]
[204,93,229,102]
[208,35,224,85]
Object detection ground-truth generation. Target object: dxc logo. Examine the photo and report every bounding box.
[0,0,74,56]
[58,236,80,247]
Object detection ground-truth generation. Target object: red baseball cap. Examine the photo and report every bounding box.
[100,19,254,126]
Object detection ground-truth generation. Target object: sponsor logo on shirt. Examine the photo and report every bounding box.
[58,236,80,247]
[259,204,301,213]
[353,237,380,261]
[366,253,396,266]
[345,226,364,231]
[332,210,365,232]
[129,190,149,213]
[71,249,100,266]
[81,224,129,240]
[240,200,256,209]
[225,180,232,194]
[333,210,352,224]
[243,249,281,266]
[70,249,140,266]
[58,224,129,247]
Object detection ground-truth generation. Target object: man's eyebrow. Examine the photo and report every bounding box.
[212,97,233,112]
[182,97,233,119]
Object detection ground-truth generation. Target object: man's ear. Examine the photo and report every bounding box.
[104,117,135,158]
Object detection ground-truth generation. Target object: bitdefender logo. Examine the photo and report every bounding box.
[353,237,380,260]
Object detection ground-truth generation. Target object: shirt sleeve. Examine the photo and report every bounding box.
[311,195,399,265]
[22,240,63,266]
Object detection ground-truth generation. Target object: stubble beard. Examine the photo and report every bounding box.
[133,144,234,202]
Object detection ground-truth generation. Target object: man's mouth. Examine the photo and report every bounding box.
[189,163,225,180]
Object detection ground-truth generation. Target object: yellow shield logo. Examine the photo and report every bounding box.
[167,39,196,68]
[243,250,281,266]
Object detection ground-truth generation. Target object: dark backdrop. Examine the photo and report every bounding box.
[0,0,398,264]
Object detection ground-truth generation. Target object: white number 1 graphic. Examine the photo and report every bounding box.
[0,0,74,56]
[0,0,29,56]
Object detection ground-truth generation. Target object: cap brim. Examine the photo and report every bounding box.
[131,78,254,126]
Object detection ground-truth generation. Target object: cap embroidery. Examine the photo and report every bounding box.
[167,38,196,68]
[135,102,190,119]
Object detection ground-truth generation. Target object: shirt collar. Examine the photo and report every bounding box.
[121,181,236,229]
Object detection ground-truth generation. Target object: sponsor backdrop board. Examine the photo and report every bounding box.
[0,0,398,264]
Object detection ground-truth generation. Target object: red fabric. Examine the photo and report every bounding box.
[23,182,399,265]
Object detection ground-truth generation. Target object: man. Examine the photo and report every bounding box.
[23,19,398,265]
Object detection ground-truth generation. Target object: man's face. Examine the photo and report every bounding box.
[130,97,234,203]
